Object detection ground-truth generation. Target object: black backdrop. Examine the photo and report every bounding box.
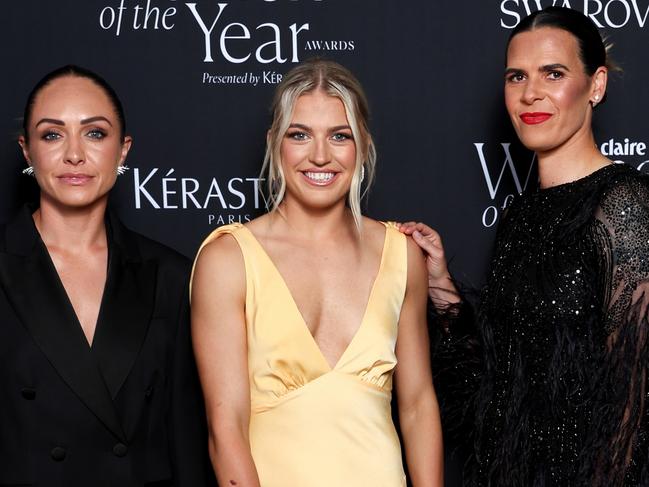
[2,1,649,484]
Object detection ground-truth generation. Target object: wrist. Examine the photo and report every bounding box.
[428,274,456,293]
[428,275,461,306]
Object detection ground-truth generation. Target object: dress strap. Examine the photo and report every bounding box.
[381,222,407,260]
[382,221,399,231]
[377,221,408,307]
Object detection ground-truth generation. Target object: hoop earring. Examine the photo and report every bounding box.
[22,166,34,176]
[116,165,130,176]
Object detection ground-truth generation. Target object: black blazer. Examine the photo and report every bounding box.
[0,207,214,487]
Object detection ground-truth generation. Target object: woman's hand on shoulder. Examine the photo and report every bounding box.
[398,222,449,283]
[398,221,460,308]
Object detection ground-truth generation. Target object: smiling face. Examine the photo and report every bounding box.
[19,75,131,211]
[504,27,606,154]
[279,90,357,212]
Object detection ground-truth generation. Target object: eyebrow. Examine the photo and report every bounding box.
[35,118,64,127]
[288,123,352,132]
[34,116,113,128]
[81,116,113,126]
[504,63,570,76]
[540,63,570,72]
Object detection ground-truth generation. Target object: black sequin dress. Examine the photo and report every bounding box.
[435,164,649,486]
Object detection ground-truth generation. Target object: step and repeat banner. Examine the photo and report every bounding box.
[2,2,649,482]
[3,1,649,286]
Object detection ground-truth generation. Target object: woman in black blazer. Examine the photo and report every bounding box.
[0,65,213,486]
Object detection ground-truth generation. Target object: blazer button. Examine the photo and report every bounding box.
[21,388,36,400]
[113,443,128,457]
[51,447,66,461]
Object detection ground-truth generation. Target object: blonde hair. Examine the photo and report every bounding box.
[261,59,376,230]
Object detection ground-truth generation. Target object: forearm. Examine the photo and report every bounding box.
[208,423,261,487]
[399,391,444,487]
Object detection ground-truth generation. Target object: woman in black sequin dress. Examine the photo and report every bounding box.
[400,7,649,486]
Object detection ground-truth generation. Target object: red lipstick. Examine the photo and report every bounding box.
[520,112,553,125]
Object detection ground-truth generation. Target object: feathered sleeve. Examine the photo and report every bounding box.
[428,286,481,446]
[587,173,649,486]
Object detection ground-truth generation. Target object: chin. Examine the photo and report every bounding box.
[289,184,348,206]
[295,192,348,213]
[47,191,109,210]
[515,132,559,153]
[305,197,345,211]
[520,142,555,153]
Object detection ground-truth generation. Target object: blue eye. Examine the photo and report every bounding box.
[332,133,352,142]
[87,129,106,139]
[42,131,61,141]
[287,131,308,141]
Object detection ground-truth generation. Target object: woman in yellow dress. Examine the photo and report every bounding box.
[191,59,443,487]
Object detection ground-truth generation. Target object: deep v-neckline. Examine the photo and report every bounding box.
[35,231,111,349]
[240,224,389,371]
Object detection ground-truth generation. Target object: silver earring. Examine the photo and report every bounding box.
[360,165,365,184]
[22,166,34,176]
[592,95,600,107]
[116,165,129,176]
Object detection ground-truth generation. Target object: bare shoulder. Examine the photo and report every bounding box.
[192,230,246,301]
[404,232,428,289]
[195,231,242,270]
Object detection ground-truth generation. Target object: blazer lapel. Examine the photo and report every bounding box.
[92,216,157,399]
[0,207,127,442]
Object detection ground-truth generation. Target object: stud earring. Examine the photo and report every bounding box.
[360,165,365,184]
[592,95,600,107]
[22,166,34,176]
[116,165,129,176]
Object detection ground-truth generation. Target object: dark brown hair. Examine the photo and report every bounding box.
[23,65,126,142]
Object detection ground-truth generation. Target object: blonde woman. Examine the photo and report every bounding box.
[191,60,443,487]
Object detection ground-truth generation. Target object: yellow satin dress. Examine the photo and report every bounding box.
[198,222,407,487]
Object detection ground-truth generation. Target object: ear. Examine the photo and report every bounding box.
[118,135,133,166]
[18,135,32,165]
[590,66,608,106]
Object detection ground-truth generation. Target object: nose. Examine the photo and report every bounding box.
[521,76,543,105]
[64,135,85,165]
[309,137,331,166]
